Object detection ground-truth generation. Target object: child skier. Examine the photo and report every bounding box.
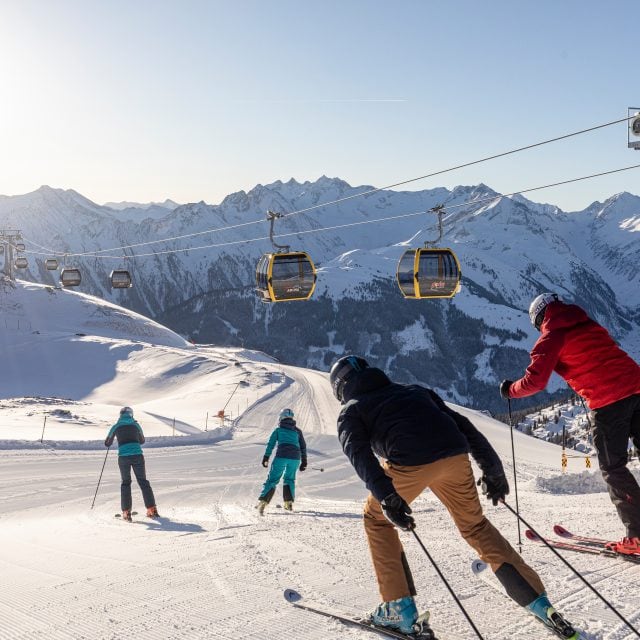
[105,406,159,521]
[257,408,307,515]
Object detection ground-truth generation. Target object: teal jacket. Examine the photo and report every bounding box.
[264,417,307,461]
[105,415,145,457]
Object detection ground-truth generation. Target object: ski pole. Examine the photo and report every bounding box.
[311,466,324,472]
[91,446,110,509]
[411,530,485,640]
[500,500,640,637]
[505,397,523,552]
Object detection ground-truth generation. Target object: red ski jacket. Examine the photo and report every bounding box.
[509,302,640,410]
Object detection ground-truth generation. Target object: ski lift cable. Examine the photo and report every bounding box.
[19,162,640,261]
[17,114,636,259]
[274,115,637,221]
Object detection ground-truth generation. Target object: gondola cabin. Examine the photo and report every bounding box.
[396,248,461,299]
[256,252,317,302]
[15,243,25,252]
[14,257,28,269]
[45,258,59,270]
[110,269,132,289]
[60,268,82,287]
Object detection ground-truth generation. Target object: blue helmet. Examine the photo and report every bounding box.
[329,355,369,402]
[279,408,294,420]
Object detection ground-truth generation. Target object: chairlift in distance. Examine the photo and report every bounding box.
[629,108,640,150]
[109,253,133,289]
[396,205,462,299]
[45,258,59,270]
[255,210,317,302]
[60,256,81,287]
[14,257,28,269]
[110,269,132,289]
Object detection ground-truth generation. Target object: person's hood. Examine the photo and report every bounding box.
[541,301,591,333]
[278,417,298,429]
[343,367,391,403]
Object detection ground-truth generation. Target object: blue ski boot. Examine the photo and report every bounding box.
[369,596,419,635]
[527,593,580,639]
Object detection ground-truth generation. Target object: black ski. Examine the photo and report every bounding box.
[283,589,437,639]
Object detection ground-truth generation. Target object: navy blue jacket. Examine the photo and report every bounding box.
[337,367,504,501]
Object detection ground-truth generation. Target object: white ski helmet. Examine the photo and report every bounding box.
[120,406,134,417]
[528,293,559,330]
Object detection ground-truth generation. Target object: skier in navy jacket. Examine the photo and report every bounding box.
[105,406,158,521]
[256,408,307,515]
[330,355,579,639]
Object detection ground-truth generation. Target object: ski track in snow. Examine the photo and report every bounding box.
[1,363,639,639]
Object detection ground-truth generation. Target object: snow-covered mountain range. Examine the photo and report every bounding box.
[2,177,639,413]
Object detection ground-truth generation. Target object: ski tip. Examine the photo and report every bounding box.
[471,558,488,574]
[284,588,302,603]
[553,524,570,537]
[524,529,540,541]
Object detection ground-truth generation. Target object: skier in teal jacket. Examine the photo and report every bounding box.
[256,408,307,514]
[105,406,159,521]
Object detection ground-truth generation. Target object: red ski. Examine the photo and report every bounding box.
[525,529,640,564]
[553,525,612,547]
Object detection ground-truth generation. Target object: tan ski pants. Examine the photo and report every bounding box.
[364,453,544,602]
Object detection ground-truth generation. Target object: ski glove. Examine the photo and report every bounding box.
[499,380,513,399]
[261,456,269,468]
[299,459,307,472]
[381,492,415,531]
[478,473,509,506]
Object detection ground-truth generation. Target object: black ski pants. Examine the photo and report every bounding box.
[592,393,640,538]
[118,454,156,511]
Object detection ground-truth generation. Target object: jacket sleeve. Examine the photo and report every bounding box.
[428,390,505,478]
[135,421,145,444]
[297,428,307,462]
[105,424,117,447]
[509,330,564,399]
[337,403,395,502]
[264,429,278,458]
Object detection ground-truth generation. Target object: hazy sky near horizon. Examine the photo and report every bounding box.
[1,0,638,211]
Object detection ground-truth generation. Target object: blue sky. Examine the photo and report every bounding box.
[1,0,638,210]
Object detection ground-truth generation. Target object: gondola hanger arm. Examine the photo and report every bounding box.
[267,210,290,253]
[423,205,444,248]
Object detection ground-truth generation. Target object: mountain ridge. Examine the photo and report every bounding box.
[1,177,638,413]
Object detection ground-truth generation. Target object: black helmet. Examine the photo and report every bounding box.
[329,355,369,402]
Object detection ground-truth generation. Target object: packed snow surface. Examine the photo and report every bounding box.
[0,281,638,639]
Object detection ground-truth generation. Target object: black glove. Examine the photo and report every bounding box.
[499,379,513,399]
[261,456,269,468]
[299,459,307,471]
[381,492,415,531]
[477,474,509,506]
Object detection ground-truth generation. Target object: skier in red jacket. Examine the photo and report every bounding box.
[500,293,640,553]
